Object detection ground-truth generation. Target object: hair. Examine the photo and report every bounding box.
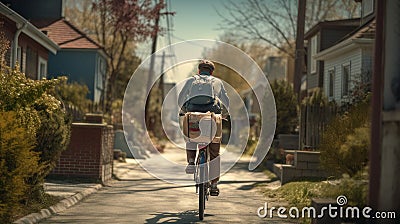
[199,67,212,73]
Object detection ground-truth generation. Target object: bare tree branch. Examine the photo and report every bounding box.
[217,0,360,58]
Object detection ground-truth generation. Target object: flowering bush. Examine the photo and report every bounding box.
[0,64,71,222]
[0,65,64,134]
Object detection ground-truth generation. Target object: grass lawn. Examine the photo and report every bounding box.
[260,174,368,209]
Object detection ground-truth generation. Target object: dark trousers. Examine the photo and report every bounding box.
[186,142,220,183]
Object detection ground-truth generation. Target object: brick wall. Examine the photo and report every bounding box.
[51,123,114,183]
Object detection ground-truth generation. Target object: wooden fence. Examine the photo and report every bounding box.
[300,103,338,150]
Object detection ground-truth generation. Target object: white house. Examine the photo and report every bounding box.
[313,0,375,105]
[314,19,375,105]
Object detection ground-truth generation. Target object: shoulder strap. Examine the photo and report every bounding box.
[186,75,198,101]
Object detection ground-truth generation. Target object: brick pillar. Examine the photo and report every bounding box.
[51,123,114,183]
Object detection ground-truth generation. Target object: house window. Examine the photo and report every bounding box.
[342,63,351,97]
[16,46,23,70]
[26,47,38,79]
[328,69,335,98]
[362,0,374,17]
[310,35,318,73]
[38,57,47,80]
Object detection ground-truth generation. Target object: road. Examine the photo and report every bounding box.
[40,144,295,223]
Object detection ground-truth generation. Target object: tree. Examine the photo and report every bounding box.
[270,79,298,135]
[65,0,165,113]
[218,0,360,58]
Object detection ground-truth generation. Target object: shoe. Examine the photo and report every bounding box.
[185,162,195,174]
[210,183,219,196]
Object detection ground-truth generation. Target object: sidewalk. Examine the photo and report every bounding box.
[113,158,141,179]
[13,159,141,224]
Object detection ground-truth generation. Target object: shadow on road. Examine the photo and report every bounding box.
[219,179,277,191]
[146,210,214,223]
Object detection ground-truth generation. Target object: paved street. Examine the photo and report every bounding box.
[39,144,295,223]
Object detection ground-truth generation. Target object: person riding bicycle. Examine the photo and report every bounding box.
[178,59,229,196]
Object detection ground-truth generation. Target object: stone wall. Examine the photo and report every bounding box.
[274,151,327,184]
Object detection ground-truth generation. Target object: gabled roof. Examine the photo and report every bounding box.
[305,18,361,40]
[337,17,375,42]
[0,2,59,54]
[314,18,375,60]
[33,18,103,50]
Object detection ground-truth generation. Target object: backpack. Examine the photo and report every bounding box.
[186,75,216,105]
[184,74,221,113]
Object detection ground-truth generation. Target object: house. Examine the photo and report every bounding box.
[36,19,108,103]
[314,1,375,105]
[0,2,58,79]
[300,0,375,148]
[304,18,360,96]
[2,0,107,103]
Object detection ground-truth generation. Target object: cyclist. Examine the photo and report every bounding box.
[178,60,229,196]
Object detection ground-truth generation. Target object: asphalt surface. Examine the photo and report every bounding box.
[39,144,296,223]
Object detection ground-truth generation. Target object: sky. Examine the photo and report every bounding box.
[167,0,226,42]
[140,0,236,83]
[137,0,230,57]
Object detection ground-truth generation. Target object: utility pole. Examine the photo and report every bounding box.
[295,0,306,151]
[158,51,175,100]
[369,0,384,211]
[293,0,306,101]
[145,0,175,133]
[144,8,160,132]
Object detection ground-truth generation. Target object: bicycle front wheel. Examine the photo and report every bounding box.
[199,183,205,220]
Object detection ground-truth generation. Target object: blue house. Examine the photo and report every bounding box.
[2,0,107,103]
[36,19,107,103]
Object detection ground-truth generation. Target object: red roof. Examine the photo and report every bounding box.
[34,19,103,50]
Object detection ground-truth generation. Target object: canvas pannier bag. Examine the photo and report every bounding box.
[182,112,222,143]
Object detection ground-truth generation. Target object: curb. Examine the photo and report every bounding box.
[14,184,102,224]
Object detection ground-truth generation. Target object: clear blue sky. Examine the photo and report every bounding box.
[167,0,226,41]
[138,0,237,82]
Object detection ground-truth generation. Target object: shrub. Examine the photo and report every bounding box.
[0,111,42,223]
[270,79,298,135]
[54,78,91,113]
[28,109,71,200]
[319,100,370,177]
[0,64,71,211]
[0,65,63,134]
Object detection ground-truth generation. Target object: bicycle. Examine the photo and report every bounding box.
[195,142,210,220]
[181,111,222,220]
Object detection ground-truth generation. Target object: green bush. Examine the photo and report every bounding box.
[301,88,331,107]
[0,65,62,134]
[54,78,91,113]
[319,100,370,177]
[0,111,42,223]
[0,64,71,220]
[270,80,298,135]
[28,109,71,200]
